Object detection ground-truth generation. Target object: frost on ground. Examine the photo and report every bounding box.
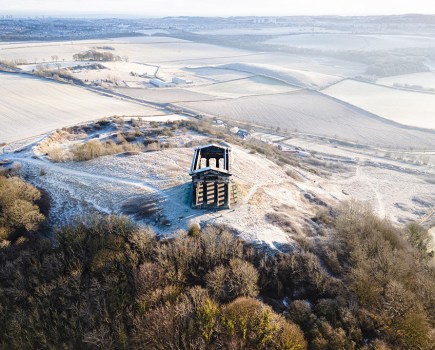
[2,121,342,249]
[179,90,435,149]
[19,144,325,249]
[214,63,342,89]
[4,119,433,251]
[263,33,435,51]
[23,147,434,248]
[0,73,167,144]
[188,76,299,98]
[323,79,435,129]
[1,35,434,249]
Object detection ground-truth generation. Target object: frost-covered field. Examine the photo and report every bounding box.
[115,87,217,103]
[213,63,342,89]
[377,72,435,90]
[283,136,435,167]
[179,91,435,149]
[0,37,185,62]
[189,76,299,98]
[264,33,435,51]
[0,37,253,72]
[184,53,364,77]
[323,79,435,129]
[193,26,344,35]
[107,38,254,65]
[185,67,254,82]
[0,73,164,143]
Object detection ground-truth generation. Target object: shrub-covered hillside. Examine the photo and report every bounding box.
[0,173,434,349]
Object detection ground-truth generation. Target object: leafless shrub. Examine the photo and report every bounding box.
[46,145,72,162]
[145,142,160,152]
[265,211,303,235]
[71,139,144,161]
[0,174,44,241]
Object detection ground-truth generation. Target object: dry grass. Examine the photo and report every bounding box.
[0,59,17,69]
[265,211,303,236]
[47,146,72,162]
[71,139,144,161]
[247,187,265,206]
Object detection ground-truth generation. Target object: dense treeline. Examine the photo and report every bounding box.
[0,173,434,349]
[73,50,122,62]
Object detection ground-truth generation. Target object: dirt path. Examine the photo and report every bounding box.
[243,184,260,205]
[357,167,386,218]
[334,165,386,218]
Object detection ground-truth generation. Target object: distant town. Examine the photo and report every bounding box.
[2,15,435,41]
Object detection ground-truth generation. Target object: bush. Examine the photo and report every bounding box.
[222,297,307,349]
[0,174,44,241]
[188,222,201,237]
[47,145,72,162]
[331,201,435,349]
[70,139,144,161]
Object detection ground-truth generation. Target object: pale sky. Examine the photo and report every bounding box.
[1,0,435,17]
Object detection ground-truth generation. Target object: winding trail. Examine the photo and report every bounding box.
[334,165,386,218]
[357,166,386,218]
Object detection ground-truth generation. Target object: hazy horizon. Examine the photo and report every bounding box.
[2,0,435,17]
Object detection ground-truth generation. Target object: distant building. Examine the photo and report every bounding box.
[172,77,192,85]
[189,144,237,209]
[150,78,175,88]
[236,129,249,139]
[213,119,225,128]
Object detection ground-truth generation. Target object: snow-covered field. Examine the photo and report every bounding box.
[0,73,165,143]
[377,72,435,90]
[185,67,254,82]
[193,26,345,36]
[284,136,435,167]
[179,91,435,149]
[214,63,342,89]
[115,87,217,103]
[323,79,435,129]
[189,76,299,98]
[0,37,186,63]
[264,33,435,51]
[107,38,254,66]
